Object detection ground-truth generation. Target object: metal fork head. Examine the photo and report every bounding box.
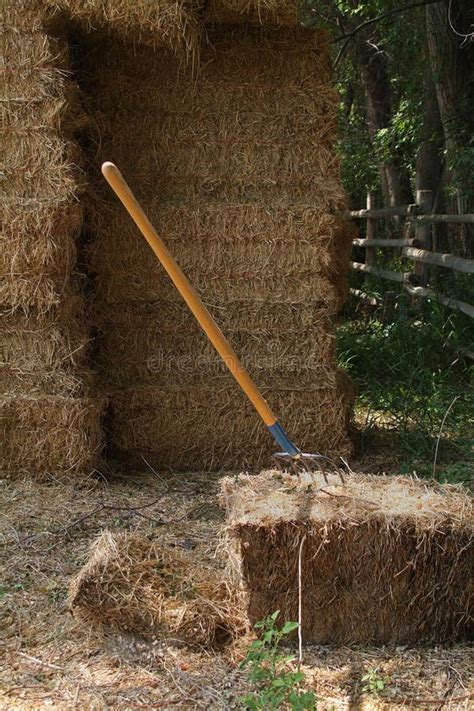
[272,451,346,485]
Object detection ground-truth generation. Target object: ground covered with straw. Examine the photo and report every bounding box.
[1,469,472,709]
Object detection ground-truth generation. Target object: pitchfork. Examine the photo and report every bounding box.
[102,162,345,481]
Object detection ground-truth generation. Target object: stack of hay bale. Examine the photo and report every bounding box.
[2,0,355,475]
[77,4,354,470]
[0,1,103,476]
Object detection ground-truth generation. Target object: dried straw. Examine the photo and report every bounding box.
[83,27,342,206]
[44,0,202,65]
[1,309,93,395]
[205,0,299,25]
[3,474,473,706]
[0,15,85,311]
[3,5,353,474]
[1,394,104,476]
[93,301,337,389]
[221,470,474,645]
[75,24,353,467]
[1,1,104,476]
[89,210,352,307]
[69,531,248,648]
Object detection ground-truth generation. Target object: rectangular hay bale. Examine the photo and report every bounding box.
[221,471,473,645]
[108,379,353,470]
[94,301,337,389]
[1,309,92,395]
[0,394,104,477]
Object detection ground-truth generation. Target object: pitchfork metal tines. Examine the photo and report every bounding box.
[101,161,344,478]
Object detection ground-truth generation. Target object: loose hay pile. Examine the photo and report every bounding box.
[69,531,248,649]
[221,470,473,645]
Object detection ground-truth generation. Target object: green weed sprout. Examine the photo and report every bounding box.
[361,667,387,696]
[239,611,316,710]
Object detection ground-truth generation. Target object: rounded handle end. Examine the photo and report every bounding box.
[101,161,118,179]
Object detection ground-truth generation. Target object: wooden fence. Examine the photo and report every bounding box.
[349,189,474,319]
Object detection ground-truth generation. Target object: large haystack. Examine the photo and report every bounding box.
[78,18,354,469]
[3,0,354,475]
[0,1,104,477]
[69,531,247,648]
[221,471,473,645]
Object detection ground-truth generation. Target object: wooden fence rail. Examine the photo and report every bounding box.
[403,248,474,274]
[349,206,415,218]
[348,210,474,223]
[405,286,474,319]
[348,189,474,319]
[351,262,415,284]
[353,237,417,248]
[413,214,474,225]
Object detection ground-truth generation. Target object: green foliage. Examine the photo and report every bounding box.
[302,0,474,211]
[239,611,316,710]
[445,136,474,207]
[332,0,427,204]
[374,99,421,166]
[337,303,473,479]
[338,99,380,205]
[361,668,387,696]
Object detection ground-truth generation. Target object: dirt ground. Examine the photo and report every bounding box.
[1,468,472,710]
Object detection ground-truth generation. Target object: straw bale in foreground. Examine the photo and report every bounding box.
[1,395,104,476]
[107,377,354,470]
[69,531,247,648]
[221,471,473,645]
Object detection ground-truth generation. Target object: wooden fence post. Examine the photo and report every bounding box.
[382,290,396,323]
[414,189,433,286]
[365,191,376,267]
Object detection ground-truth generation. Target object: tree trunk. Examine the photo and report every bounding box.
[415,71,443,201]
[352,38,412,210]
[425,2,459,206]
[415,28,445,249]
[426,0,474,254]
